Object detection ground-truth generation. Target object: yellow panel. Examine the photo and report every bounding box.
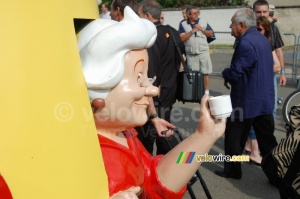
[0,0,108,198]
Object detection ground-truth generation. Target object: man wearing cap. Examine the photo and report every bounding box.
[268,4,284,41]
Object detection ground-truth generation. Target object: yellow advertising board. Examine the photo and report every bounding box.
[0,0,108,198]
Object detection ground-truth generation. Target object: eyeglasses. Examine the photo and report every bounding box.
[257,27,264,32]
[139,76,156,87]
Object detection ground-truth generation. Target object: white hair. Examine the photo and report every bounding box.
[78,6,157,101]
[234,8,256,28]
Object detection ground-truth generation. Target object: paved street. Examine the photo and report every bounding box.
[169,49,299,199]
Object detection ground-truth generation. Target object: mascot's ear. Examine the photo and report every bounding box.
[91,98,105,111]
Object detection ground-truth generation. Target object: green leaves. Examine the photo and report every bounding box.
[100,0,248,9]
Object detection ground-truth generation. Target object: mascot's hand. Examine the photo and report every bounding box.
[110,186,141,199]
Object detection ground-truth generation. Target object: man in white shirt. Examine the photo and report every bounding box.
[100,3,111,19]
[178,6,214,95]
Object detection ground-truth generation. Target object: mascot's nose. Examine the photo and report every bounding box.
[145,84,158,97]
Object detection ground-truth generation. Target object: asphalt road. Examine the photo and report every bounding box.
[168,49,298,199]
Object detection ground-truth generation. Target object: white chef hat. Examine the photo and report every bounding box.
[78,6,157,101]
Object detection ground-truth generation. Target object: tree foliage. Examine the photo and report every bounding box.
[99,0,248,9]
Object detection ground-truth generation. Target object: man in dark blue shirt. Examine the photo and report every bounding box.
[215,8,278,179]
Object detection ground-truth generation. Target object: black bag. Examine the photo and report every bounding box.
[262,104,300,199]
[176,71,205,103]
[168,27,205,104]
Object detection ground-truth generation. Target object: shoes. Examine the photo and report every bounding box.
[249,159,261,166]
[244,149,251,155]
[214,170,241,179]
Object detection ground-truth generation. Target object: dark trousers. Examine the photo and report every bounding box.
[224,114,278,177]
[136,106,179,155]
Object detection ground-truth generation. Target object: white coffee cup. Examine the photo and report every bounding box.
[208,95,232,119]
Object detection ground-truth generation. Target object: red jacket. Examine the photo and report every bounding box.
[98,129,186,198]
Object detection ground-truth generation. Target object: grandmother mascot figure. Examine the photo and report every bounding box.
[78,7,226,199]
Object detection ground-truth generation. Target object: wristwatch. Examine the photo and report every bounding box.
[149,113,158,120]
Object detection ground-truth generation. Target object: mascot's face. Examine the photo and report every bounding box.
[94,49,158,129]
[78,7,158,130]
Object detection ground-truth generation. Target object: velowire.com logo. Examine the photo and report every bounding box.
[176,152,249,164]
